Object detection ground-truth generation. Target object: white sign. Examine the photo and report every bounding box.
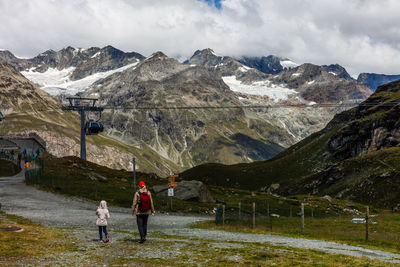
[168,188,174,197]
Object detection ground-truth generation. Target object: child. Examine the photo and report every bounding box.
[96,200,110,243]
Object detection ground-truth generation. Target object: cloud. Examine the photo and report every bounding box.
[0,0,399,76]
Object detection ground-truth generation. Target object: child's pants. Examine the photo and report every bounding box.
[98,226,108,240]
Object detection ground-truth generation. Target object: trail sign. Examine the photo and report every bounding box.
[168,174,178,187]
[168,188,174,197]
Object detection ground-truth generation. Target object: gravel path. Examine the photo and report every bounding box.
[2,171,400,264]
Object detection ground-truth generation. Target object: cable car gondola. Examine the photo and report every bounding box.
[85,120,104,135]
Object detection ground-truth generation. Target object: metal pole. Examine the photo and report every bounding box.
[301,203,305,232]
[252,202,256,229]
[80,109,86,160]
[238,202,241,220]
[222,205,225,226]
[366,206,369,241]
[133,157,136,193]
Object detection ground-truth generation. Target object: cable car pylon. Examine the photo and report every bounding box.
[62,97,104,160]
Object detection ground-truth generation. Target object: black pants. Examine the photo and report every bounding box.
[136,214,149,240]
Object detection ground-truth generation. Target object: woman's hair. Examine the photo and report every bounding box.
[99,200,108,209]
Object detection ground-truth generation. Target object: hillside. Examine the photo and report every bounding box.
[181,79,400,207]
[83,52,286,168]
[0,61,180,175]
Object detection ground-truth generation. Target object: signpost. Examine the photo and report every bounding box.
[133,157,136,194]
[168,174,178,210]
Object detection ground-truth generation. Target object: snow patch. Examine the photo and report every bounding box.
[307,101,317,105]
[329,72,337,76]
[238,65,251,72]
[22,62,139,96]
[307,80,315,85]
[222,76,297,102]
[292,73,301,77]
[280,60,299,69]
[91,51,101,58]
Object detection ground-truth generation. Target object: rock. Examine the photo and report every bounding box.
[267,183,280,194]
[322,195,332,203]
[87,172,107,182]
[152,180,214,202]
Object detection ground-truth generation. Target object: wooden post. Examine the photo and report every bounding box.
[290,206,292,218]
[301,203,304,232]
[267,202,272,230]
[222,205,225,226]
[311,207,314,218]
[252,202,256,229]
[366,206,369,241]
[238,202,241,220]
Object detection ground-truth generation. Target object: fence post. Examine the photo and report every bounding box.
[366,206,369,241]
[311,207,314,218]
[252,202,256,229]
[267,202,272,230]
[290,206,292,218]
[238,202,241,220]
[222,205,225,226]
[301,203,304,232]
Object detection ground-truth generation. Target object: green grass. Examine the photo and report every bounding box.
[25,153,370,217]
[0,211,77,265]
[180,125,340,190]
[194,210,400,254]
[0,160,20,177]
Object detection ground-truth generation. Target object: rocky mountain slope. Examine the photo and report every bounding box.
[0,46,144,96]
[186,49,372,141]
[181,79,400,207]
[0,61,179,175]
[236,55,298,74]
[83,52,286,169]
[357,73,400,92]
[0,46,381,176]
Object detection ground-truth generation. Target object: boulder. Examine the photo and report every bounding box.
[152,180,214,202]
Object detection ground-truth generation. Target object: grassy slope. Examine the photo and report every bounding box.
[195,210,400,254]
[181,80,400,208]
[0,211,76,265]
[0,160,20,177]
[1,112,181,175]
[27,153,369,218]
[180,125,339,190]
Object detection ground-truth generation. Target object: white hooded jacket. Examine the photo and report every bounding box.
[96,200,110,226]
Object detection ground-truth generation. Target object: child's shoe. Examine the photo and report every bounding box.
[99,239,103,243]
[105,235,110,243]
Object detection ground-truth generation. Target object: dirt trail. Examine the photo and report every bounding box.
[1,171,400,264]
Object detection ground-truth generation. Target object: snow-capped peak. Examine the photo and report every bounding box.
[280,60,299,69]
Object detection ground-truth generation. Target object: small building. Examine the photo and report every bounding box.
[0,133,46,156]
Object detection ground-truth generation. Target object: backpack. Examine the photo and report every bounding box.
[138,191,151,212]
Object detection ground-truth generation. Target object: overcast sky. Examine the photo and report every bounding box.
[0,0,399,76]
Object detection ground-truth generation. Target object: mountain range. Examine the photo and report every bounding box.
[1,45,398,176]
[181,79,400,208]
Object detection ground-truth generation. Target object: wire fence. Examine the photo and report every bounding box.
[24,158,44,184]
[215,201,335,231]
